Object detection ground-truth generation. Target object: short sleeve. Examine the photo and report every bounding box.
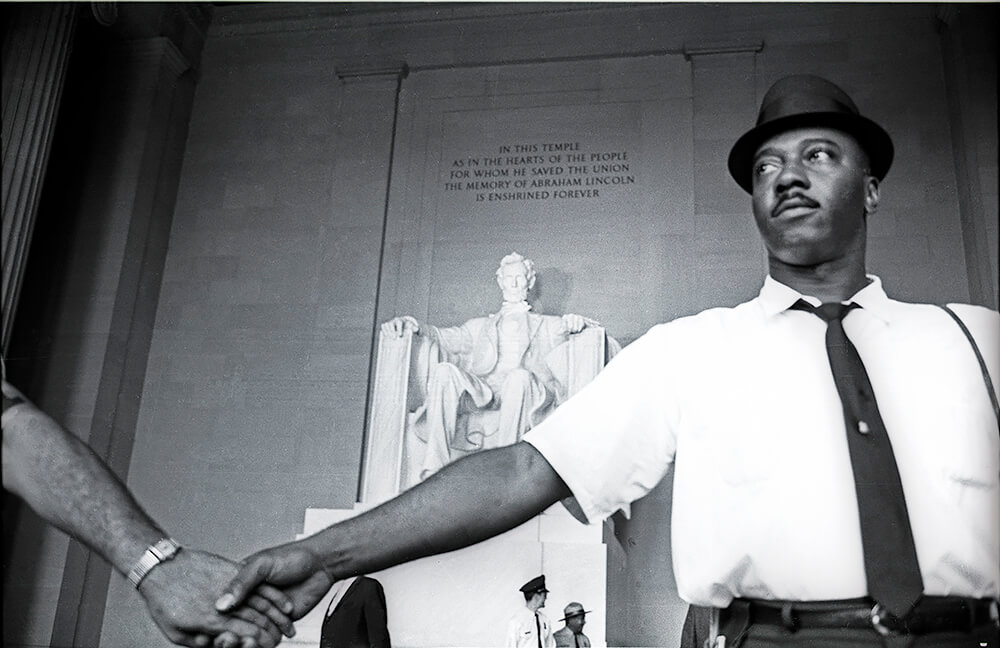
[523,326,680,523]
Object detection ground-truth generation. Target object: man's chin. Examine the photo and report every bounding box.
[767,244,836,268]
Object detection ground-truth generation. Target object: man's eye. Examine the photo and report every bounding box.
[808,148,833,162]
[754,161,777,176]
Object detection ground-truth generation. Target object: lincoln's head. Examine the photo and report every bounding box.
[495,252,536,304]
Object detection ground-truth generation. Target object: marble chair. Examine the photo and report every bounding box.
[360,325,619,503]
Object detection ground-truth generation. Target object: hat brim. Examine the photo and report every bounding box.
[727,112,894,193]
[559,610,591,622]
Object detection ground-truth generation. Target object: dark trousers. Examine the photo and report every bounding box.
[718,599,999,648]
[733,624,998,648]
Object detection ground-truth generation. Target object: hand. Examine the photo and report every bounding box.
[380,316,420,337]
[560,313,596,334]
[139,549,295,648]
[215,542,335,622]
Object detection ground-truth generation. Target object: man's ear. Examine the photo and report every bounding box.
[864,175,880,216]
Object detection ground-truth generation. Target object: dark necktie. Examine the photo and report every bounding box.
[535,613,542,648]
[792,300,923,617]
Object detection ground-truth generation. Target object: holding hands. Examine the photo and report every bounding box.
[215,541,336,625]
[140,549,296,648]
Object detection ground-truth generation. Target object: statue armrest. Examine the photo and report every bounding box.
[404,330,442,412]
[544,326,614,399]
[361,328,440,503]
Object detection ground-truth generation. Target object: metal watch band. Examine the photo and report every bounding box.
[127,538,181,588]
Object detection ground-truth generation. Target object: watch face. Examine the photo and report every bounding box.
[154,539,179,558]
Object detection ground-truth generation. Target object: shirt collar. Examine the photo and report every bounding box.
[758,274,893,324]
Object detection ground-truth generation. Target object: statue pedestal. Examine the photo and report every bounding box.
[287,503,609,648]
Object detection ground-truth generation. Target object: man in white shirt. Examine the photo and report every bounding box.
[505,575,556,648]
[216,75,999,648]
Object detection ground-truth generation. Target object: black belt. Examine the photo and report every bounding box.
[725,596,999,636]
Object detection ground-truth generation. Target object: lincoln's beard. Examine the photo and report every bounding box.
[502,290,528,304]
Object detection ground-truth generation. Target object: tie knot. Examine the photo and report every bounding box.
[791,299,857,323]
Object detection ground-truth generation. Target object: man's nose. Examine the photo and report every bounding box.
[774,158,809,193]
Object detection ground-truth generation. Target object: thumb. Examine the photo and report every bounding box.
[215,556,271,612]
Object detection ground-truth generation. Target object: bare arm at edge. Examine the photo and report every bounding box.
[1,379,294,647]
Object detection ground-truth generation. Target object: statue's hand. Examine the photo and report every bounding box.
[380,316,420,337]
[561,314,595,334]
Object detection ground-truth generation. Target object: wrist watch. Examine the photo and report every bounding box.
[127,538,182,588]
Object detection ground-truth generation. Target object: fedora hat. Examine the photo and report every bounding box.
[519,575,549,594]
[728,75,894,193]
[559,602,590,622]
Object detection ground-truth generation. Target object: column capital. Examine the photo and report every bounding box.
[682,41,764,61]
[119,36,192,77]
[335,61,409,81]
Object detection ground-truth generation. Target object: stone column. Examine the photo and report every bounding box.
[685,43,767,301]
[47,35,198,648]
[1,3,78,353]
[937,5,999,308]
[320,62,409,504]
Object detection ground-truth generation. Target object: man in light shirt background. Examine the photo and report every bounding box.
[505,575,556,648]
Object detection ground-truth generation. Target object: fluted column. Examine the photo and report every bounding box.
[1,4,78,353]
[685,42,767,290]
[937,5,999,308]
[46,32,200,646]
[319,62,409,504]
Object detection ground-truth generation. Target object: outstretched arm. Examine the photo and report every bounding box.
[217,441,570,618]
[1,379,294,647]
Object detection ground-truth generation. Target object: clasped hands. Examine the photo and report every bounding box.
[138,548,296,648]
[146,541,333,648]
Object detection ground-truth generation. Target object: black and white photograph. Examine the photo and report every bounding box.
[2,3,997,648]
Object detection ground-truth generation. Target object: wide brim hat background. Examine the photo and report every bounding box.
[727,75,894,193]
[559,606,591,622]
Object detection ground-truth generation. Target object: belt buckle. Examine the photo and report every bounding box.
[870,603,901,637]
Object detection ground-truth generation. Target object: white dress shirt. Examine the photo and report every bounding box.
[525,275,999,607]
[506,606,555,648]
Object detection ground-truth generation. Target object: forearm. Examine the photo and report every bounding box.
[304,442,569,578]
[2,386,162,574]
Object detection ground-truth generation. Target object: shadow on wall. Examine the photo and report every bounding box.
[534,266,572,317]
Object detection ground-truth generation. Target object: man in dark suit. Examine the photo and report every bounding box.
[320,575,390,648]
